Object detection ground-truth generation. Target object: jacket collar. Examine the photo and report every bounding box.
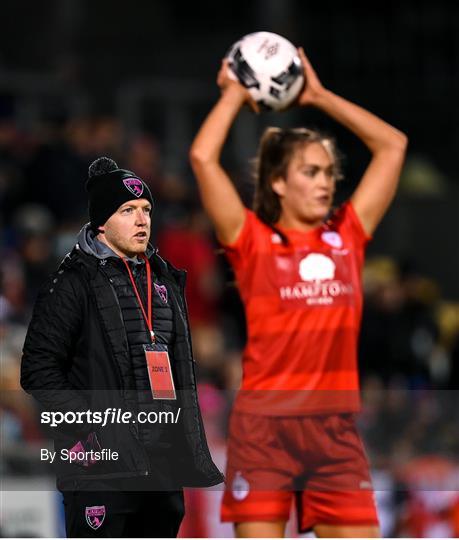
[76,223,154,262]
[62,237,185,286]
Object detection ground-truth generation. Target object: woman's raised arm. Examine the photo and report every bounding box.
[190,62,257,245]
[297,48,408,236]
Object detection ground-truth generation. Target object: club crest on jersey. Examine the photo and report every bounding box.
[232,471,249,501]
[321,231,343,248]
[85,506,105,530]
[299,253,336,281]
[154,283,168,304]
[123,177,144,198]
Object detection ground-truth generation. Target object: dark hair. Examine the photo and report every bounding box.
[253,127,343,226]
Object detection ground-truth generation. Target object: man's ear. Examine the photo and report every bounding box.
[271,177,286,197]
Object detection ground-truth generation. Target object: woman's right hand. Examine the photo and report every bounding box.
[296,47,327,107]
[218,59,260,113]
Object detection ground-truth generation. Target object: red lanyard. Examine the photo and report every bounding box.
[122,254,155,342]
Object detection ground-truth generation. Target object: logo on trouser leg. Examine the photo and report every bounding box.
[85,506,106,530]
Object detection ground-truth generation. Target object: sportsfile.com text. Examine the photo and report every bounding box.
[40,408,181,427]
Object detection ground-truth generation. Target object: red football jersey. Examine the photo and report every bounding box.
[224,201,371,415]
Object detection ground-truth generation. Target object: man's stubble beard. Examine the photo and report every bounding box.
[102,230,149,258]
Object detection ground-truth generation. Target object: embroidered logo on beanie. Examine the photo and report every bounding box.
[86,157,154,229]
[123,177,144,198]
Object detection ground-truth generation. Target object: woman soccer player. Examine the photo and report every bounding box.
[190,48,407,538]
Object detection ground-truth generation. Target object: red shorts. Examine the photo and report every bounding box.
[221,412,379,532]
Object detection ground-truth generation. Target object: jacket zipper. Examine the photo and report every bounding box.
[100,264,150,476]
[101,272,128,390]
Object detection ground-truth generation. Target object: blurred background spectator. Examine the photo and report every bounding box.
[1,0,458,537]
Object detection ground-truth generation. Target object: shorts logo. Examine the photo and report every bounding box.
[321,231,343,249]
[299,253,336,281]
[123,177,144,198]
[85,505,105,530]
[232,471,249,501]
[154,283,168,304]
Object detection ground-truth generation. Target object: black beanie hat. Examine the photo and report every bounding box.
[85,157,154,229]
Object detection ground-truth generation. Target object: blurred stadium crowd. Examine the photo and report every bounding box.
[1,103,458,537]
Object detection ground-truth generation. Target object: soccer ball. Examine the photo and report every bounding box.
[226,32,305,111]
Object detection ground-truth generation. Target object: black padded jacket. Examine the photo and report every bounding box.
[20,242,223,490]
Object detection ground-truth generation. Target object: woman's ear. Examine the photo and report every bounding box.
[271,177,286,197]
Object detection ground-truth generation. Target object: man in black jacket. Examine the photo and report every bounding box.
[21,157,223,538]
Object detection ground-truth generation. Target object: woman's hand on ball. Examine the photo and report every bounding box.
[217,60,260,113]
[296,48,326,106]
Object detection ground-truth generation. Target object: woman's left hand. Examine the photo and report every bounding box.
[296,47,327,106]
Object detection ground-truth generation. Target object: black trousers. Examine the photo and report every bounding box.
[62,489,184,538]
